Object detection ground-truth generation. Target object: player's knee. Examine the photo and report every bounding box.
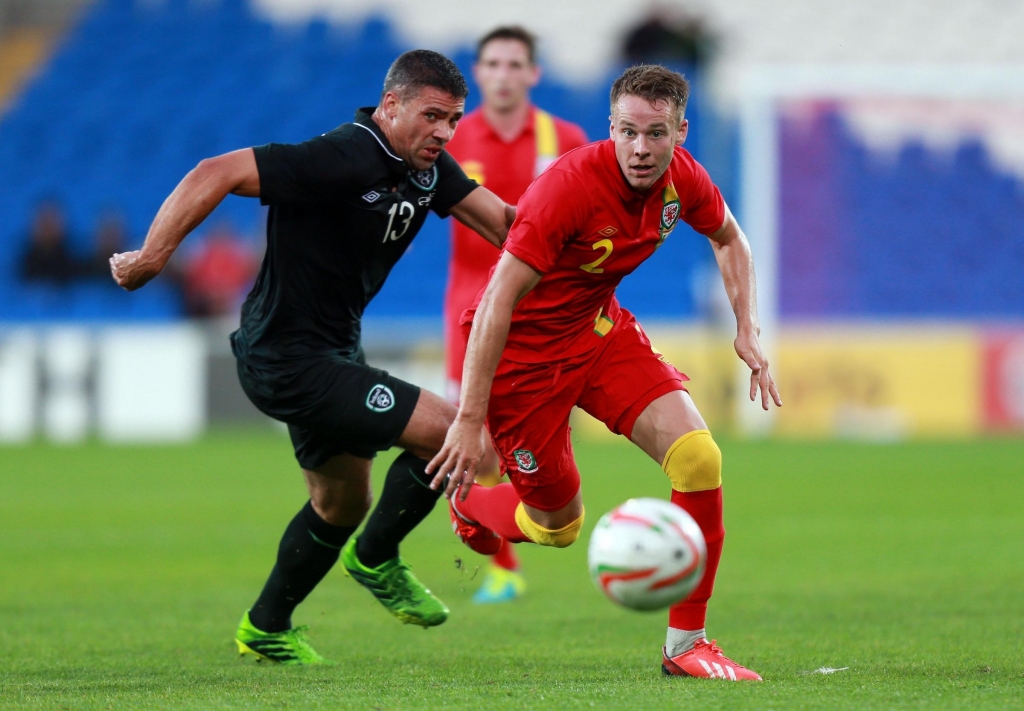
[312,489,371,525]
[514,503,585,548]
[307,472,373,525]
[662,429,722,492]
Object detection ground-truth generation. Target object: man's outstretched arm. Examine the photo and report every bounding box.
[111,148,260,290]
[426,251,540,498]
[448,186,516,248]
[707,203,782,410]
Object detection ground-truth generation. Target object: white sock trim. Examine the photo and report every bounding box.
[665,627,707,658]
[449,496,477,524]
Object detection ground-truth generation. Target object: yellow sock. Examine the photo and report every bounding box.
[514,503,585,548]
[662,429,722,492]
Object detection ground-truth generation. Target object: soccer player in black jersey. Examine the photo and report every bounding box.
[111,50,514,665]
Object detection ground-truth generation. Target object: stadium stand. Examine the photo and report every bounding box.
[780,107,1024,318]
[0,27,58,107]
[0,0,715,323]
[8,0,1017,324]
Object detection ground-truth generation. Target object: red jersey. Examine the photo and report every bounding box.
[466,139,724,364]
[445,107,588,308]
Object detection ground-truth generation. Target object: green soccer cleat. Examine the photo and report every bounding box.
[235,610,332,665]
[341,537,449,627]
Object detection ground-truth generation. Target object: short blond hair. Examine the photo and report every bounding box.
[610,64,690,121]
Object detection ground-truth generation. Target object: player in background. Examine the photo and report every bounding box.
[444,26,587,604]
[112,50,514,665]
[429,65,781,680]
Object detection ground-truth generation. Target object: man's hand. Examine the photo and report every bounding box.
[109,250,164,291]
[426,415,488,501]
[735,330,782,410]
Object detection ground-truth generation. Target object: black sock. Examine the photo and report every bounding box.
[248,501,356,633]
[356,451,442,568]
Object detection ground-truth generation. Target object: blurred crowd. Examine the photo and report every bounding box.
[18,199,260,318]
[621,5,717,66]
[11,6,717,325]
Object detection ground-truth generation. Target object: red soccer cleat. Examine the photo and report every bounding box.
[662,639,763,681]
[449,498,502,555]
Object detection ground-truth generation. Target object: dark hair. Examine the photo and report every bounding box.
[609,64,690,120]
[476,25,537,64]
[382,49,469,101]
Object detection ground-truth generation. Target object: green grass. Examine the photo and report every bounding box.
[1,433,1022,710]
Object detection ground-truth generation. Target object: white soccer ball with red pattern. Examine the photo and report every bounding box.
[587,498,706,611]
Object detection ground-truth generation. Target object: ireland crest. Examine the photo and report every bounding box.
[513,449,538,474]
[410,165,438,191]
[366,384,395,412]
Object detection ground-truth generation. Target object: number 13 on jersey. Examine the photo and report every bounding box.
[383,201,415,243]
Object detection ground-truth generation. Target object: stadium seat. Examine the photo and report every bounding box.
[0,0,720,323]
[778,105,1024,318]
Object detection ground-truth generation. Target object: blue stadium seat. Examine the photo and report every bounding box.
[0,0,723,323]
[779,106,1024,318]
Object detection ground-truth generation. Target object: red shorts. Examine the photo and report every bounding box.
[479,309,688,511]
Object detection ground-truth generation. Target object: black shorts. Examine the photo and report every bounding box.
[236,351,420,469]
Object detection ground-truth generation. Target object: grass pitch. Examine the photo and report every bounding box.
[1,432,1022,710]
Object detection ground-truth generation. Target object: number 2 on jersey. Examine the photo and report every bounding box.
[383,201,415,243]
[580,238,614,273]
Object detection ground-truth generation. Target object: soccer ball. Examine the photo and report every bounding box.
[587,498,707,611]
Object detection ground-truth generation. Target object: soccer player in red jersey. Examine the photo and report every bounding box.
[429,65,781,680]
[443,26,587,603]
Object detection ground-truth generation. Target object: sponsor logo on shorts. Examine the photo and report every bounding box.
[366,384,395,412]
[598,225,618,237]
[513,449,538,474]
[361,191,381,203]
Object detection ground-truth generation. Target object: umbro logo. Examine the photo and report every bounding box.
[362,191,381,203]
[598,226,618,237]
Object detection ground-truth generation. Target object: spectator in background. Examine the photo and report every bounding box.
[622,4,717,67]
[182,221,259,318]
[79,210,130,281]
[19,198,78,285]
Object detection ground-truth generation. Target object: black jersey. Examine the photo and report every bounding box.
[231,107,478,367]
